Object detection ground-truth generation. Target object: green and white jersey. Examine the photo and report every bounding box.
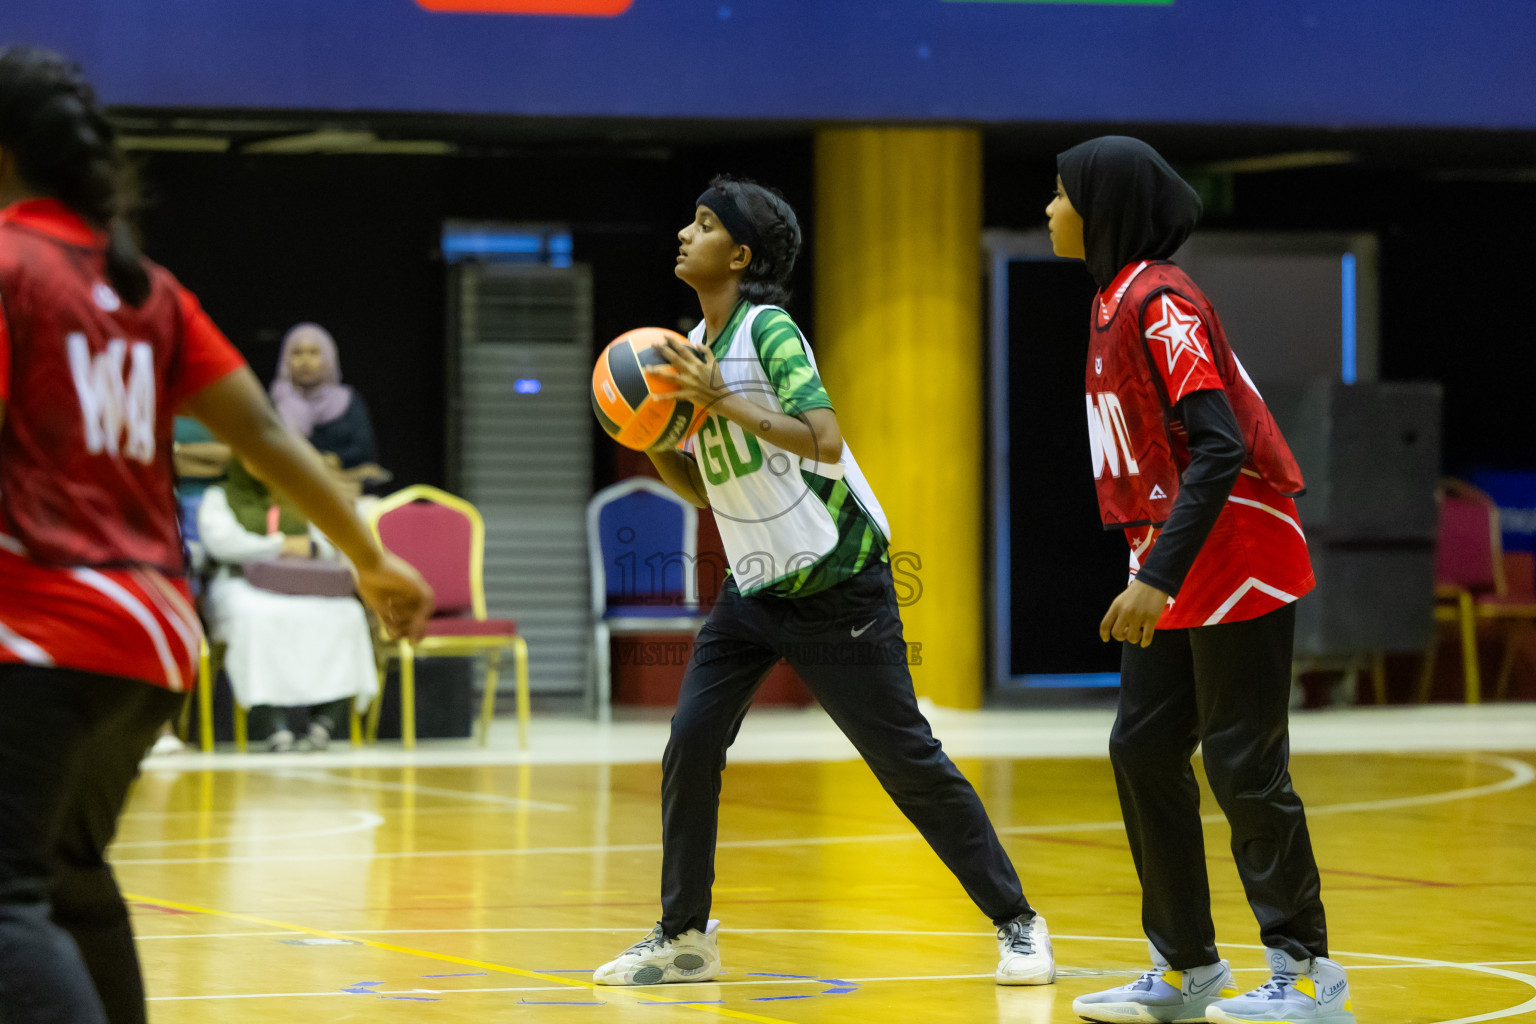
[685,301,891,598]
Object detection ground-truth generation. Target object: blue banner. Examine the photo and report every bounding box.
[1468,470,1536,556]
[3,1,1533,128]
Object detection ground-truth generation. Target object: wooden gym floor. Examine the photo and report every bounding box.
[120,704,1536,1023]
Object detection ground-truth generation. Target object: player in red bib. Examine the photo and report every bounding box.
[1046,138,1356,1024]
[0,47,432,1024]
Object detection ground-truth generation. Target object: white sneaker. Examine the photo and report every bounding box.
[593,920,721,986]
[1073,942,1237,1022]
[306,721,330,751]
[1206,948,1355,1024]
[267,729,295,753]
[149,733,186,756]
[996,913,1055,985]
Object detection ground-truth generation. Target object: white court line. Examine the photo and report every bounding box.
[114,840,660,866]
[269,769,570,812]
[137,931,304,941]
[128,924,1536,977]
[996,752,1535,835]
[1047,935,1536,1024]
[137,704,1536,771]
[1299,754,1536,816]
[346,927,1000,936]
[140,932,1536,1023]
[123,805,527,821]
[123,809,353,820]
[113,810,384,848]
[147,975,994,1002]
[112,752,1534,866]
[1331,951,1536,1024]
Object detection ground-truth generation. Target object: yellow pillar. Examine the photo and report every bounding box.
[814,127,984,709]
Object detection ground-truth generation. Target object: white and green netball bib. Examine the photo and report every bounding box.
[685,303,890,597]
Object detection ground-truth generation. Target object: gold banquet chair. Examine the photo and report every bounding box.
[364,485,529,749]
[195,638,365,752]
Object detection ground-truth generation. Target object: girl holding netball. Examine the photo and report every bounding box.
[592,176,1054,988]
[0,46,432,1023]
[1046,136,1355,1024]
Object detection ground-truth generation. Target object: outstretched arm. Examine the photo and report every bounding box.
[181,368,433,640]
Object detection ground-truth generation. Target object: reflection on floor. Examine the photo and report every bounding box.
[126,704,1536,1022]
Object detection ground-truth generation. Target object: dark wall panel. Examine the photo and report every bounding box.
[1004,260,1124,678]
[986,146,1536,477]
[135,139,813,491]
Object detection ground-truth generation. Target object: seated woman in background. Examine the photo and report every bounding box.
[199,457,378,751]
[272,322,390,498]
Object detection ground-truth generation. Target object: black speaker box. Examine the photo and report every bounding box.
[1265,380,1442,543]
[203,658,474,743]
[1294,544,1437,658]
[372,658,475,740]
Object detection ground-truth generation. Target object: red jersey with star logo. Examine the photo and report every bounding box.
[0,199,247,688]
[1091,260,1313,628]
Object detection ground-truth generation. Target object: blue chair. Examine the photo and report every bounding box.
[178,490,207,583]
[586,477,708,720]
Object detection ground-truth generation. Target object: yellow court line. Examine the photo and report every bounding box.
[126,892,796,1024]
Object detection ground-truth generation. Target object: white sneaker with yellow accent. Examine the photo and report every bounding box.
[1205,948,1355,1024]
[1072,942,1237,1023]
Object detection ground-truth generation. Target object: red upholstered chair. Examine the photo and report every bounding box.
[366,485,529,749]
[1420,479,1536,702]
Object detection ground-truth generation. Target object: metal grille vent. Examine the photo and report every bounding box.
[449,262,593,695]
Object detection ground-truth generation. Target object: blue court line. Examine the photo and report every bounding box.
[751,995,814,1001]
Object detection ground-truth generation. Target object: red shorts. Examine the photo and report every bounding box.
[0,537,201,691]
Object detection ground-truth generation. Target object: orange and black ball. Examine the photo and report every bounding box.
[591,328,709,451]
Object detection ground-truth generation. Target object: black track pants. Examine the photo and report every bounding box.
[0,664,181,1024]
[659,562,1032,936]
[1111,602,1328,969]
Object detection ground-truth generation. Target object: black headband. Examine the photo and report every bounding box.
[696,186,760,252]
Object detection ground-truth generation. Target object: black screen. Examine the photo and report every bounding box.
[1005,260,1126,678]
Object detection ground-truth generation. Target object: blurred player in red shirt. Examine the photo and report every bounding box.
[1046,138,1356,1024]
[0,47,432,1023]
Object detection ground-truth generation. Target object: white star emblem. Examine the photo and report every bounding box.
[1145,295,1209,375]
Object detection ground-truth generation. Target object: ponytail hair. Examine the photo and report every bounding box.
[0,46,150,306]
[704,175,802,306]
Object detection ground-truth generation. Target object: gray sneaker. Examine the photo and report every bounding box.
[1205,948,1355,1024]
[1073,941,1237,1023]
[266,729,295,753]
[306,721,330,751]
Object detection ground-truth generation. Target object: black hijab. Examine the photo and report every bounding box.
[1057,136,1203,290]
